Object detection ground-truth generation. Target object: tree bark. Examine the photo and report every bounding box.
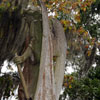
[34,1,56,100]
[52,19,67,100]
[0,1,67,100]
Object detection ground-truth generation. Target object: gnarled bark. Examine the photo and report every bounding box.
[0,1,67,100]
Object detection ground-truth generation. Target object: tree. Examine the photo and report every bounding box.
[60,66,100,100]
[0,0,99,100]
[0,0,67,100]
[60,0,100,99]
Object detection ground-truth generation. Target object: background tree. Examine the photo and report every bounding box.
[60,0,100,99]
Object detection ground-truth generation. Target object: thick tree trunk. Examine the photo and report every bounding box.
[34,1,56,100]
[0,1,67,100]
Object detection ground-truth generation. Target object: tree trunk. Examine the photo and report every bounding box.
[0,1,67,100]
[52,19,67,100]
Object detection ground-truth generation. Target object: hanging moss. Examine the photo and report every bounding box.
[0,1,24,67]
[0,0,42,71]
[0,6,24,66]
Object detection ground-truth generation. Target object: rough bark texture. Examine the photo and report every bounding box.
[34,1,56,100]
[0,1,67,100]
[18,10,42,100]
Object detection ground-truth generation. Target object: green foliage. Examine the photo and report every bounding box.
[0,74,13,99]
[60,67,100,100]
[80,0,100,38]
[91,0,100,14]
[0,73,19,99]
